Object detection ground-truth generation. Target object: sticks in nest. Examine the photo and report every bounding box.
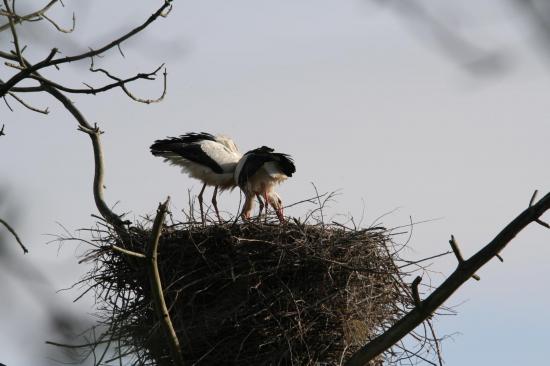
[54,205,447,366]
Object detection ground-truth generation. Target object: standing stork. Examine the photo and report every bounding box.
[235,146,296,223]
[150,132,241,223]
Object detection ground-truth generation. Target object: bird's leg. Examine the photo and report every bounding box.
[198,183,207,224]
[240,193,254,221]
[263,191,269,222]
[256,194,264,219]
[212,185,222,224]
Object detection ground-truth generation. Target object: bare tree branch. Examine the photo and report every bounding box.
[2,95,13,110]
[43,86,126,229]
[41,11,75,33]
[0,0,172,97]
[0,0,171,244]
[147,197,185,366]
[8,91,49,114]
[0,0,60,32]
[411,276,422,307]
[0,217,28,253]
[109,244,146,259]
[3,0,24,66]
[0,48,58,96]
[14,62,167,99]
[89,63,168,103]
[449,235,480,281]
[426,320,443,366]
[345,190,550,365]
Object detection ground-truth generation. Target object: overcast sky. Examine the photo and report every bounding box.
[1,1,550,365]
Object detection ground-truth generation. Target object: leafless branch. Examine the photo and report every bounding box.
[44,86,126,229]
[398,250,452,269]
[21,63,166,98]
[41,11,75,33]
[2,95,13,110]
[345,190,550,365]
[89,62,167,103]
[3,0,24,66]
[8,91,49,114]
[426,320,443,366]
[411,276,422,307]
[12,87,120,235]
[449,235,480,280]
[147,197,185,366]
[529,190,539,207]
[122,68,167,104]
[109,244,146,259]
[0,0,60,32]
[0,217,28,253]
[529,190,549,228]
[0,0,172,96]
[0,48,58,96]
[0,123,5,136]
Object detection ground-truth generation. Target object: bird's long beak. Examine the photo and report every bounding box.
[276,207,285,223]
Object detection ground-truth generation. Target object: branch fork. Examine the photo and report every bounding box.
[345,190,550,366]
[449,235,480,281]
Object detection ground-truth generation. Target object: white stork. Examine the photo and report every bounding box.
[235,146,296,223]
[150,132,241,223]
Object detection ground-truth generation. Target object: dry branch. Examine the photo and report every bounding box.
[147,197,185,366]
[0,0,172,97]
[0,0,60,32]
[44,86,126,229]
[345,191,550,365]
[7,91,49,114]
[0,217,28,253]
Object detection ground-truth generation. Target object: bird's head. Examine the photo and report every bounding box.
[267,191,285,223]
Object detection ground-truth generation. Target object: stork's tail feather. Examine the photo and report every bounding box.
[275,153,296,177]
[150,138,184,156]
[151,139,172,155]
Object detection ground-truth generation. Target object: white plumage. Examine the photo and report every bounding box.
[151,132,241,222]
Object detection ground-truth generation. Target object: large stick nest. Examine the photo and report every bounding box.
[79,213,427,365]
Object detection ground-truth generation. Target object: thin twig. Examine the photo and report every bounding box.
[0,0,60,32]
[25,63,165,97]
[2,95,13,111]
[449,235,480,281]
[41,11,75,33]
[110,245,146,259]
[426,320,443,366]
[448,235,464,263]
[8,91,49,114]
[0,217,28,253]
[411,276,422,307]
[3,0,24,66]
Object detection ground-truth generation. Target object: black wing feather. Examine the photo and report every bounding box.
[150,136,223,174]
[176,132,217,144]
[273,153,295,177]
[238,153,271,188]
[238,146,296,188]
[150,132,216,149]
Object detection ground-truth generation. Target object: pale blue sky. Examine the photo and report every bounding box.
[1,1,550,365]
